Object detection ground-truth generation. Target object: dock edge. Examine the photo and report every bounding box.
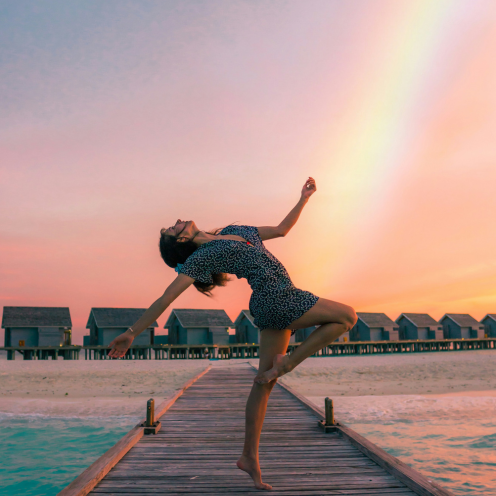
[57,364,212,496]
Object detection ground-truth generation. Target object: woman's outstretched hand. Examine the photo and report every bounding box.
[108,332,134,359]
[301,177,317,199]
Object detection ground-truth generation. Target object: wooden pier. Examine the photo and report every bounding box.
[0,345,80,360]
[2,337,494,361]
[59,364,453,496]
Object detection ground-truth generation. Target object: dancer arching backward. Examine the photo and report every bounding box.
[108,177,357,491]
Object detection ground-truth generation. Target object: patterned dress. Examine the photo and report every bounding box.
[178,225,319,333]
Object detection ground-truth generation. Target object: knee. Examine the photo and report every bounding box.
[343,306,358,330]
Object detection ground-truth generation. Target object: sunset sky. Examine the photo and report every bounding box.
[1,0,496,343]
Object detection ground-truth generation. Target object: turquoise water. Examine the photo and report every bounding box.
[1,411,495,494]
[0,414,137,496]
[320,392,496,495]
[350,418,496,495]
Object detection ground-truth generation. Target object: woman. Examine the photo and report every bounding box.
[108,177,357,490]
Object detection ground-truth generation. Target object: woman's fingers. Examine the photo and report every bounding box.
[109,347,124,359]
[107,334,133,359]
[302,177,316,195]
[108,339,118,358]
[108,342,126,359]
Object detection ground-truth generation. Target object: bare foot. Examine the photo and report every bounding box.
[254,354,292,384]
[237,454,272,490]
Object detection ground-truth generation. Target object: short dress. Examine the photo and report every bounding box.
[178,225,319,334]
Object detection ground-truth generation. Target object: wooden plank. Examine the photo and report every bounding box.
[96,474,402,485]
[249,364,453,496]
[57,365,211,496]
[91,485,409,494]
[91,491,415,496]
[83,364,453,496]
[103,468,387,478]
[260,375,325,421]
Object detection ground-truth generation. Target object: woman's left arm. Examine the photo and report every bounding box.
[258,177,316,241]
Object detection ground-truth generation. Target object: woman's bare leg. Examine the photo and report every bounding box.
[255,298,357,384]
[237,328,292,490]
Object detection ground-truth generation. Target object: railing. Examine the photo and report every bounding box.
[1,337,494,360]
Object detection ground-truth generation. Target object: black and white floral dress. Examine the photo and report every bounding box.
[178,225,319,333]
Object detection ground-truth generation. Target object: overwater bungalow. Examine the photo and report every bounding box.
[86,308,157,346]
[395,313,444,340]
[439,314,485,339]
[154,334,169,345]
[232,309,297,344]
[349,313,399,342]
[2,306,72,347]
[481,314,496,338]
[234,310,260,344]
[165,309,233,345]
[337,330,350,342]
[294,326,317,342]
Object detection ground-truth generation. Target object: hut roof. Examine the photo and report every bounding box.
[396,313,439,326]
[481,314,496,323]
[234,310,256,327]
[86,308,158,328]
[357,312,396,327]
[2,306,72,328]
[165,309,233,328]
[440,313,481,327]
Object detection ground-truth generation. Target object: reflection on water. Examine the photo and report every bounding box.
[0,414,137,496]
[310,393,496,495]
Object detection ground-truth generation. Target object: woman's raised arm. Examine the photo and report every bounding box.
[257,177,316,241]
[108,274,195,358]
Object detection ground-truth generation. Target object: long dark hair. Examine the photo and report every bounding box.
[159,224,234,297]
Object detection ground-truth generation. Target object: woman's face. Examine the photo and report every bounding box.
[164,219,197,242]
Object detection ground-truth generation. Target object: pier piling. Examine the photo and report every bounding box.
[142,398,161,435]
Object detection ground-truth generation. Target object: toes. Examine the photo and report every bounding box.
[256,482,272,490]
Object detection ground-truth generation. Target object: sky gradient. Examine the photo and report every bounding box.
[1,0,496,343]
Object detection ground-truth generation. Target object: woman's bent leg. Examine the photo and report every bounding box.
[237,328,291,490]
[255,298,357,384]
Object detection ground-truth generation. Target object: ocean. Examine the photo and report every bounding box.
[0,414,137,496]
[1,394,495,495]
[311,392,496,494]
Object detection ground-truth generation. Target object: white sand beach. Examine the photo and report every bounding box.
[0,356,209,418]
[273,350,496,398]
[1,349,495,419]
[268,350,496,423]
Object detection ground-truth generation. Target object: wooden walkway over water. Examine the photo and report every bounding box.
[3,336,495,361]
[60,365,453,496]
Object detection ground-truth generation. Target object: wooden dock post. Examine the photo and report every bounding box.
[146,399,154,426]
[318,397,338,432]
[141,398,161,435]
[325,397,334,425]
